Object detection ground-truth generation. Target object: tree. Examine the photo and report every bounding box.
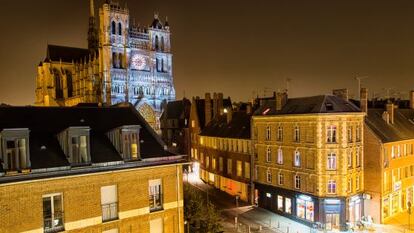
[184,184,223,233]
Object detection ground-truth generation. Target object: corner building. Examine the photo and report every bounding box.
[253,93,365,231]
[0,105,184,233]
[35,0,175,131]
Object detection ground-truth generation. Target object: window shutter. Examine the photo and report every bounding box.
[101,185,117,205]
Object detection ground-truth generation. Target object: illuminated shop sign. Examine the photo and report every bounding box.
[325,199,341,205]
[298,195,312,202]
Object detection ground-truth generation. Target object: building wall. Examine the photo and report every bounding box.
[253,113,365,230]
[195,136,253,202]
[0,164,184,233]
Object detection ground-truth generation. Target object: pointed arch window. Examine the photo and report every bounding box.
[111,21,116,35]
[118,22,122,35]
[155,35,159,50]
[161,36,165,51]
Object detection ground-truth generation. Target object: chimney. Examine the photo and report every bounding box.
[386,102,395,124]
[227,107,233,124]
[218,93,224,115]
[360,88,368,114]
[213,92,218,118]
[246,103,252,114]
[332,88,349,101]
[276,91,288,111]
[410,90,414,109]
[205,93,212,126]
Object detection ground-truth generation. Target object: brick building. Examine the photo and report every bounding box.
[0,105,185,233]
[195,109,254,203]
[253,91,365,231]
[362,90,414,224]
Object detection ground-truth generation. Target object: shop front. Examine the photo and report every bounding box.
[322,198,346,232]
[348,194,363,225]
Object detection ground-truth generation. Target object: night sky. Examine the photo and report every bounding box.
[1,0,414,105]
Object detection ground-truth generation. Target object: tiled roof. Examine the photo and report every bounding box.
[163,99,191,120]
[200,112,251,139]
[254,95,361,116]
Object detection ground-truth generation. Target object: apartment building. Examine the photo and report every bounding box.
[253,92,365,231]
[195,109,254,203]
[0,105,185,233]
[364,91,414,224]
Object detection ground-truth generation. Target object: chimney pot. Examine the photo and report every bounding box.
[205,93,212,126]
[276,91,288,111]
[386,102,395,124]
[332,88,349,101]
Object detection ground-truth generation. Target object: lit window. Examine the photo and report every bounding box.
[294,126,300,142]
[206,156,210,168]
[1,128,30,171]
[327,180,336,194]
[327,152,337,170]
[106,125,140,161]
[58,126,91,164]
[267,169,272,183]
[277,147,283,164]
[212,158,216,170]
[149,179,163,212]
[294,150,301,167]
[237,160,242,177]
[327,125,337,143]
[191,120,195,128]
[285,198,292,214]
[348,178,352,193]
[294,175,301,189]
[278,195,284,211]
[43,193,64,232]
[266,147,272,162]
[219,157,223,172]
[101,185,118,221]
[266,126,271,141]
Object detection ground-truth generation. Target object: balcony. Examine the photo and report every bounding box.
[102,202,118,222]
[43,211,64,233]
[149,194,163,212]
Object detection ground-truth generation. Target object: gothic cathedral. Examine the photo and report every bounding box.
[35,0,175,131]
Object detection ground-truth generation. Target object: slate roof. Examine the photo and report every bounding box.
[200,111,251,139]
[254,95,361,116]
[0,105,173,170]
[163,99,191,120]
[194,98,232,129]
[46,44,91,63]
[365,108,414,143]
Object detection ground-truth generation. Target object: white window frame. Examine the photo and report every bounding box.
[327,180,336,194]
[294,150,301,167]
[294,175,301,189]
[327,152,337,170]
[266,169,272,183]
[266,146,272,162]
[277,147,283,165]
[327,125,337,143]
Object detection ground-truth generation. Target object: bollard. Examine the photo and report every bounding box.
[248,225,251,233]
[259,225,262,231]
[287,226,289,233]
[278,221,280,228]
[235,216,238,229]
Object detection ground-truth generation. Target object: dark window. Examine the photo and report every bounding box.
[118,22,122,35]
[161,36,165,51]
[43,194,64,233]
[111,21,116,34]
[155,35,159,50]
[67,72,73,98]
[54,72,63,99]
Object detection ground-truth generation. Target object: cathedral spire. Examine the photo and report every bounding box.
[89,0,95,18]
[88,0,98,52]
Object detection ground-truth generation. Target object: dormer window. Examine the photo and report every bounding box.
[0,128,30,172]
[107,125,141,161]
[57,127,91,165]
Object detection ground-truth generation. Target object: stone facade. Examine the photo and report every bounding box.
[35,0,175,131]
[253,94,365,231]
[0,164,184,233]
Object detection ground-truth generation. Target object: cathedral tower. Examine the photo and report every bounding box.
[88,0,99,53]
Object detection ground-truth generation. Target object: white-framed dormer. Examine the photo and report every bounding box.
[107,125,141,161]
[57,126,91,165]
[0,128,31,172]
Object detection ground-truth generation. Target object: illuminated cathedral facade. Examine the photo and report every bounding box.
[35,0,175,130]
